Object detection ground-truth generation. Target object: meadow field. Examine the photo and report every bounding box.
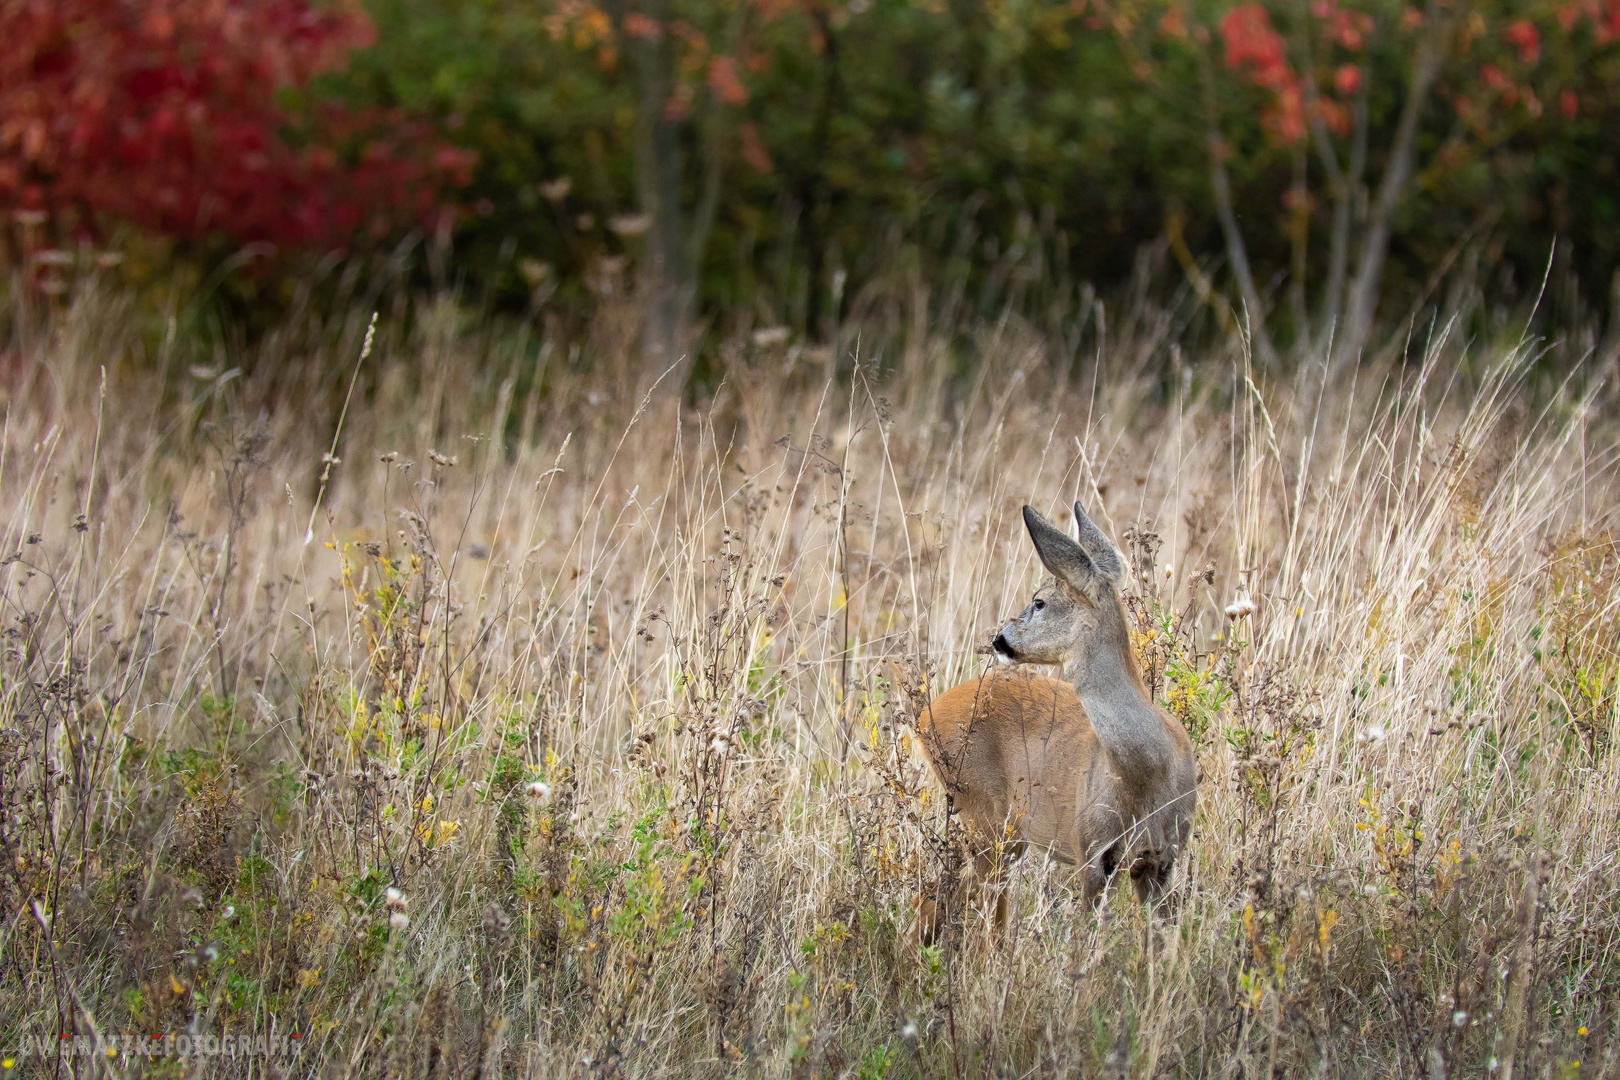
[1,285,1617,1079]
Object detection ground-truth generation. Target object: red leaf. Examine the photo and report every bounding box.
[1503,20,1540,63]
[1222,5,1285,72]
[1316,96,1350,135]
[1220,4,1304,143]
[738,121,771,173]
[622,13,662,40]
[708,55,749,106]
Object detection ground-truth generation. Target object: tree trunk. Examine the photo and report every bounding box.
[1289,143,1310,354]
[801,8,842,342]
[1199,43,1279,369]
[630,1,748,385]
[1333,0,1445,370]
[634,2,688,376]
[1304,62,1367,350]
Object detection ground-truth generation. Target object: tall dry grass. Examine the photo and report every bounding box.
[0,283,1617,1078]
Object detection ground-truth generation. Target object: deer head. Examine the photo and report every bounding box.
[991,503,1136,692]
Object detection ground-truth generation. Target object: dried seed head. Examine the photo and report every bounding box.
[385,887,408,911]
[389,911,410,930]
[1225,594,1256,618]
[527,781,552,799]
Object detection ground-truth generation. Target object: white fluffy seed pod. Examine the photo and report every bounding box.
[1224,594,1256,618]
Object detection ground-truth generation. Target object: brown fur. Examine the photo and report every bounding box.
[912,504,1197,942]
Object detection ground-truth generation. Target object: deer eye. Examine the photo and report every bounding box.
[1032,598,1045,612]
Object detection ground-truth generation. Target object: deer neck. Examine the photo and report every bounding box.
[1064,601,1173,781]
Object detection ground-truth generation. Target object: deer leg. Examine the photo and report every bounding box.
[911,861,987,946]
[1130,855,1178,907]
[912,882,945,947]
[914,833,1031,946]
[1082,844,1120,907]
[912,870,975,947]
[973,840,1025,941]
[968,848,1002,938]
[1081,862,1108,906]
[1129,857,1156,904]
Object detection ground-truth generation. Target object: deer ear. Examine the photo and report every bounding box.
[1072,501,1123,582]
[1023,505,1100,598]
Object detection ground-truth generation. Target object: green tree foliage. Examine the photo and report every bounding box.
[340,0,1617,352]
[36,0,1618,356]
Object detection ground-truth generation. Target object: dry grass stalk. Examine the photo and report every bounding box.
[0,291,1614,1077]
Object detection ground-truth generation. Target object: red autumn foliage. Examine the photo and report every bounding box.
[1221,4,1286,72]
[737,121,772,173]
[623,12,662,39]
[0,0,473,250]
[1220,4,1304,141]
[544,0,816,176]
[1503,19,1541,62]
[1317,96,1351,135]
[1558,0,1620,40]
[708,56,750,106]
[1313,0,1373,49]
[1214,1,1601,152]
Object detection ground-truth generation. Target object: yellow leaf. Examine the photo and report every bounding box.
[1318,909,1337,953]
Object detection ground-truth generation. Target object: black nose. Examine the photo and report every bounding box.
[992,632,1013,657]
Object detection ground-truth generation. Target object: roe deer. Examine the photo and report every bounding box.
[914,502,1196,941]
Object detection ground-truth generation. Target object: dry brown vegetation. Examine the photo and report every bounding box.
[1,287,1617,1078]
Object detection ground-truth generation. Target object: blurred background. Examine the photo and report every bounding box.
[2,0,1618,387]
